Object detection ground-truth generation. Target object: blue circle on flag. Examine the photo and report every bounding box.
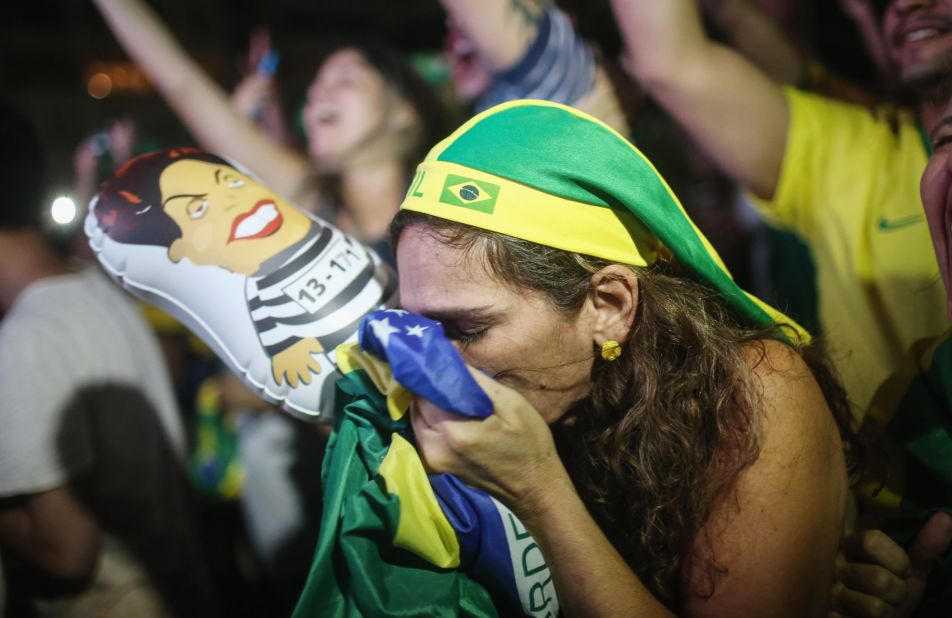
[459,184,480,201]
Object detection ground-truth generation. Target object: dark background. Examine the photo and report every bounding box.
[1,0,448,200]
[1,0,877,208]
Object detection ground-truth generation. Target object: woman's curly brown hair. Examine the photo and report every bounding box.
[391,210,853,611]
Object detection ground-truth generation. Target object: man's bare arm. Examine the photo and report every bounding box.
[611,0,789,199]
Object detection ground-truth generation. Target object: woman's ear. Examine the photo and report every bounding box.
[589,265,639,346]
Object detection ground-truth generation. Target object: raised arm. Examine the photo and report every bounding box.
[91,0,314,203]
[442,0,632,133]
[703,0,882,108]
[700,0,804,86]
[611,0,788,198]
[439,0,545,72]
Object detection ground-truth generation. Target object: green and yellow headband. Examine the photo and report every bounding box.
[401,99,806,341]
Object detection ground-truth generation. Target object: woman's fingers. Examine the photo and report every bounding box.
[899,512,952,615]
[407,366,563,509]
[412,398,460,426]
[409,399,479,473]
[831,516,952,618]
[830,530,909,618]
[408,402,442,467]
[466,367,546,427]
[907,511,952,577]
[837,562,908,605]
[831,582,897,618]
[842,530,911,577]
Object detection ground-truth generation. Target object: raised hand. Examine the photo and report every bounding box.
[831,512,952,617]
[409,367,567,515]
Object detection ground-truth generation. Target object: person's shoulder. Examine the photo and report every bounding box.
[684,338,848,616]
[742,339,843,459]
[0,274,83,337]
[0,306,48,371]
[743,338,813,386]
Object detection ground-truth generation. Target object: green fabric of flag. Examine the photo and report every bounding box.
[292,366,499,617]
[859,330,952,615]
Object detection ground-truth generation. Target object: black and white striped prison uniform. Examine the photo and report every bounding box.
[245,224,394,358]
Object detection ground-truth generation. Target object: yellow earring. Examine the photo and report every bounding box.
[601,340,622,361]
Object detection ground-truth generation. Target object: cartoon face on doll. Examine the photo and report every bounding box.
[93,149,338,389]
[159,158,311,275]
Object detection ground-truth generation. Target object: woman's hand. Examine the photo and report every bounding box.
[230,73,279,119]
[232,28,277,119]
[105,117,137,166]
[412,368,676,617]
[830,512,952,617]
[409,368,568,516]
[73,137,101,183]
[838,0,875,21]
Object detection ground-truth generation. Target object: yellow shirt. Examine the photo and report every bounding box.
[753,88,947,414]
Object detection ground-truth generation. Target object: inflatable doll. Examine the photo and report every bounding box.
[86,148,396,419]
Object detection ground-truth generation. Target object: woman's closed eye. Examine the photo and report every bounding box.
[935,133,952,151]
[442,322,489,345]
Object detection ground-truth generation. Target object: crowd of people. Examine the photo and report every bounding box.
[2,0,952,616]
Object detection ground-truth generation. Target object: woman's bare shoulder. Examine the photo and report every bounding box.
[744,338,814,384]
[744,339,830,426]
[683,339,848,617]
[740,339,845,494]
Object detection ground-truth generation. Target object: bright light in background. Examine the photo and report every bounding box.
[87,72,112,99]
[50,196,77,225]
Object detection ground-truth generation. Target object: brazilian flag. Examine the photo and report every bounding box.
[439,175,500,214]
[293,310,559,617]
[292,368,499,617]
[188,376,243,500]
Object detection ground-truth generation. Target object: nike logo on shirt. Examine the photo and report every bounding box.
[877,213,924,231]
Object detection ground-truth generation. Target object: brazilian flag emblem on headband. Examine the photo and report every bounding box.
[439,174,500,214]
[401,99,809,343]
